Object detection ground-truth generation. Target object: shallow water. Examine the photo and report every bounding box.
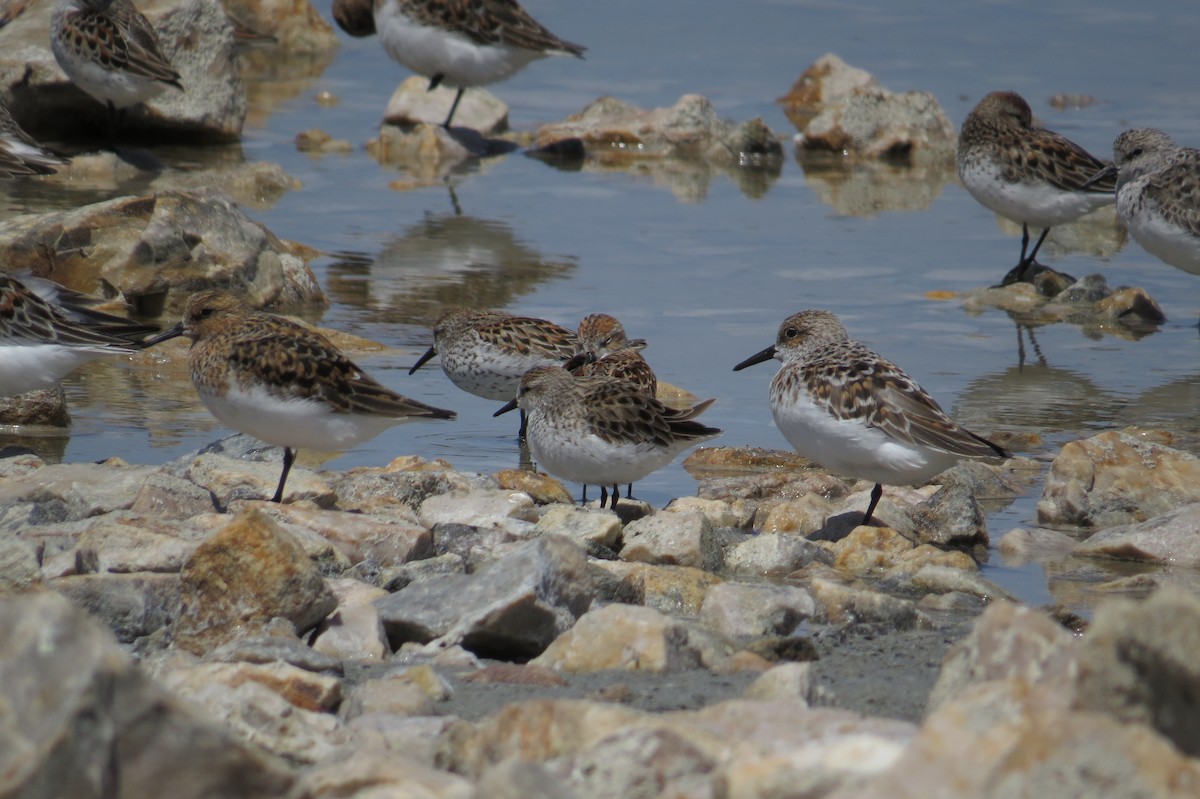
[5,0,1200,613]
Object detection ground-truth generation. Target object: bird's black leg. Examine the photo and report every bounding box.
[272,447,297,503]
[862,483,883,526]
[599,485,609,509]
[580,484,589,505]
[609,484,621,510]
[442,87,465,128]
[1024,227,1051,266]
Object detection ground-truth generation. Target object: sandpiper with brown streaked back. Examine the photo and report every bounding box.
[50,0,183,141]
[568,312,657,395]
[1084,128,1200,277]
[143,290,456,503]
[957,90,1116,284]
[409,307,578,438]
[332,0,584,128]
[734,309,1008,527]
[495,365,721,510]
[0,100,68,177]
[0,273,156,397]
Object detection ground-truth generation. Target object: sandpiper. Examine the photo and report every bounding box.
[496,365,720,509]
[143,290,456,502]
[957,91,1116,284]
[734,309,1008,526]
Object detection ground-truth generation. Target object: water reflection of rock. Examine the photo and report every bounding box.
[795,150,956,216]
[238,48,338,131]
[1122,374,1200,451]
[324,213,576,329]
[993,206,1127,261]
[951,361,1123,438]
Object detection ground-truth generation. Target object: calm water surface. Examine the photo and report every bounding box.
[9,0,1200,611]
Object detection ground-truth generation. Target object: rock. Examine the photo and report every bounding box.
[374,535,592,659]
[1,0,246,141]
[161,663,341,763]
[130,472,219,518]
[535,505,623,552]
[311,596,390,663]
[1074,587,1200,757]
[662,496,753,530]
[367,121,483,177]
[533,95,784,168]
[0,189,324,314]
[341,715,468,770]
[590,561,722,616]
[1074,502,1200,566]
[430,522,537,572]
[478,758,572,799]
[760,494,839,534]
[724,533,832,577]
[837,679,1200,799]
[0,592,294,797]
[417,489,539,534]
[448,699,644,777]
[379,552,466,591]
[184,451,335,507]
[996,527,1078,560]
[800,87,956,161]
[296,747,475,799]
[910,479,988,553]
[808,577,922,629]
[667,701,915,799]
[52,572,181,643]
[555,726,718,799]
[698,582,815,639]
[777,53,883,131]
[0,385,70,426]
[339,665,452,719]
[830,525,916,576]
[250,503,433,568]
[741,662,817,704]
[620,510,723,571]
[900,564,1013,603]
[74,515,203,573]
[497,468,574,505]
[207,633,343,673]
[531,603,720,673]
[331,467,497,514]
[1037,430,1200,529]
[0,460,159,521]
[174,508,337,654]
[0,536,42,593]
[384,75,509,132]
[926,600,1078,713]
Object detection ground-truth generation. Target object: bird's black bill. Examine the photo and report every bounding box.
[1079,164,1117,191]
[494,398,518,417]
[409,346,437,375]
[139,321,187,348]
[733,345,777,371]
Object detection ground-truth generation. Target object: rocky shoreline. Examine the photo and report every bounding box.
[3,423,1200,797]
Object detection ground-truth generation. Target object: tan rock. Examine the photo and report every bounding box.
[1075,587,1200,756]
[760,494,838,534]
[497,468,573,505]
[1037,429,1200,529]
[832,680,1200,799]
[450,699,644,776]
[831,525,915,575]
[175,508,336,654]
[777,53,883,131]
[926,601,1078,713]
[249,503,432,566]
[535,504,622,549]
[591,561,722,616]
[620,511,721,570]
[808,577,921,628]
[531,604,708,673]
[298,747,475,799]
[185,452,335,507]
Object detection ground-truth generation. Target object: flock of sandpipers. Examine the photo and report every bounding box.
[0,0,1197,520]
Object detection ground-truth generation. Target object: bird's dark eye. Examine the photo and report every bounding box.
[197,307,215,319]
[1129,148,1143,158]
[783,327,798,339]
